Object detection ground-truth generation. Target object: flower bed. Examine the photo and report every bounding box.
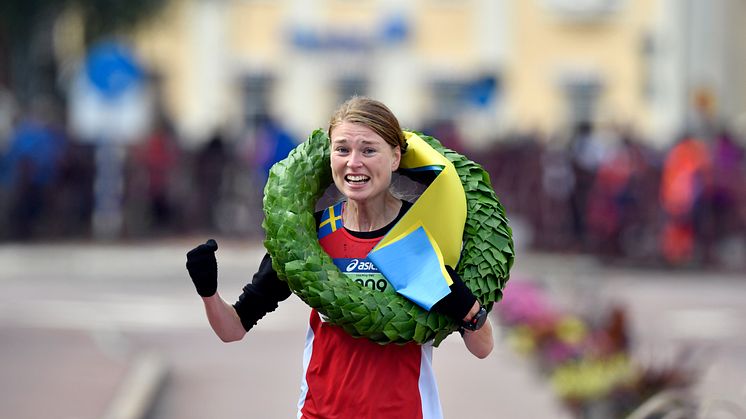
[495,279,694,418]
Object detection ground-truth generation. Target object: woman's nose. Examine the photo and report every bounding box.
[347,151,363,167]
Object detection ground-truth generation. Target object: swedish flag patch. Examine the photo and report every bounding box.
[318,201,344,239]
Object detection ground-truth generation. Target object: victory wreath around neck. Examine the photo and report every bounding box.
[262,129,514,345]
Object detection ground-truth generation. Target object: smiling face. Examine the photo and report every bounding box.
[330,121,401,206]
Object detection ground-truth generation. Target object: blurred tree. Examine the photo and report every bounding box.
[0,0,167,105]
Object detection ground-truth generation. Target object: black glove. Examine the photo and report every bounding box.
[430,266,477,322]
[186,239,219,297]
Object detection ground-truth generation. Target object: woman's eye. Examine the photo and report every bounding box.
[363,148,376,155]
[335,147,349,154]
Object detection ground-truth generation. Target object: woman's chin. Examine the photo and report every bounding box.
[342,188,376,204]
[343,192,369,203]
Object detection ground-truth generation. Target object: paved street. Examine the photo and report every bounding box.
[0,240,744,418]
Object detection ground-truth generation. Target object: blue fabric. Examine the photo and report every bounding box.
[256,120,297,181]
[0,120,65,187]
[368,226,451,310]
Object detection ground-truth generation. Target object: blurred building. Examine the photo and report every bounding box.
[129,0,508,148]
[111,0,746,148]
[510,0,746,144]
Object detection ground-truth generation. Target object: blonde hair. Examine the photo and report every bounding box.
[328,96,408,153]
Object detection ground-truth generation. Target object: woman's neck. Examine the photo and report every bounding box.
[343,194,402,232]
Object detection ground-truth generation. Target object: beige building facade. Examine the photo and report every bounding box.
[126,0,746,148]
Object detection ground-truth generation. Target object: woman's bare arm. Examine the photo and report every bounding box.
[202,293,247,342]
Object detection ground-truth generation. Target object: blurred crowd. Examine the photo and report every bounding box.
[2,92,746,270]
[0,93,292,242]
[482,120,746,270]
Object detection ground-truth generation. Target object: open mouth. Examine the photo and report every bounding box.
[345,174,370,184]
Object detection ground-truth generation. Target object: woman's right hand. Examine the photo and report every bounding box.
[186,239,219,297]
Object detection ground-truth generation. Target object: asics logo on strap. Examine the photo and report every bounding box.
[344,258,379,272]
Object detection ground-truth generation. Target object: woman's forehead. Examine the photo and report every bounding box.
[330,122,384,142]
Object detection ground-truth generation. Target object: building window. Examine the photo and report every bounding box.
[333,75,368,105]
[561,76,603,126]
[243,73,274,128]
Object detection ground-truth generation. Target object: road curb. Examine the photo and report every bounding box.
[102,352,168,419]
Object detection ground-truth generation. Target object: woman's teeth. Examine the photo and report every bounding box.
[346,175,369,183]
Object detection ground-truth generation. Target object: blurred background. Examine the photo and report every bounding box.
[1,0,746,418]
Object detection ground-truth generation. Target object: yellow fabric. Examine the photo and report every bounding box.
[373,131,467,282]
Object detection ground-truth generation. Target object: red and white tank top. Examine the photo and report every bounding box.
[296,202,442,419]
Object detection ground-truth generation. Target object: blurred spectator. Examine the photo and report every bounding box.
[568,121,608,250]
[585,134,630,257]
[0,87,17,149]
[0,97,67,240]
[480,131,545,249]
[51,142,95,238]
[659,135,712,266]
[585,130,661,261]
[0,87,18,237]
[704,129,746,264]
[126,116,182,236]
[189,132,228,232]
[252,116,297,183]
[537,136,576,250]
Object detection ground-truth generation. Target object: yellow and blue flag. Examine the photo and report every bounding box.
[368,132,467,310]
[318,201,344,239]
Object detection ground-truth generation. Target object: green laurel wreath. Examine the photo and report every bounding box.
[262,129,514,345]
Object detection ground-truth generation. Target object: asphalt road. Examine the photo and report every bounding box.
[0,240,744,418]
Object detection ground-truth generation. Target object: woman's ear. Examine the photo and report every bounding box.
[391,146,402,171]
